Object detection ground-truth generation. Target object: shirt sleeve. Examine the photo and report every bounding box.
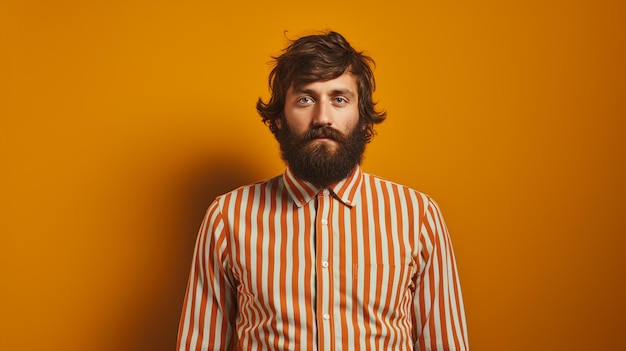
[177,199,238,351]
[413,197,469,351]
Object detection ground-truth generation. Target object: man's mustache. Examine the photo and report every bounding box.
[303,126,346,142]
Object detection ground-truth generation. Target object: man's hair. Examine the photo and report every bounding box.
[256,31,386,142]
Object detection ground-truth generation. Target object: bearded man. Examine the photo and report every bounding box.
[177,31,469,351]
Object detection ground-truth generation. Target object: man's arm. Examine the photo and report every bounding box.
[177,199,237,351]
[413,197,469,351]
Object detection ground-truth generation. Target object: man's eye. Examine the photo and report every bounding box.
[334,97,348,104]
[297,97,314,104]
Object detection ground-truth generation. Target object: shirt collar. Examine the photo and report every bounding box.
[283,166,363,208]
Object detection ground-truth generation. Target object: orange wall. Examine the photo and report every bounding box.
[2,1,625,350]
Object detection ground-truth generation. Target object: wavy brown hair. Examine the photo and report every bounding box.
[256,31,386,143]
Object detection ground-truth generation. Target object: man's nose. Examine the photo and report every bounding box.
[312,101,332,126]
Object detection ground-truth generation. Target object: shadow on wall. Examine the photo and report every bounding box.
[114,153,265,351]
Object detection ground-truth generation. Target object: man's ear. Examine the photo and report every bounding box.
[359,118,368,130]
[275,118,282,129]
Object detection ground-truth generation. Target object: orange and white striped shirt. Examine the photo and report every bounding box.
[177,166,468,351]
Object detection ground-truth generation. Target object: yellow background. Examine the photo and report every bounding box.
[2,0,625,350]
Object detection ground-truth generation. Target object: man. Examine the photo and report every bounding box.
[177,31,468,351]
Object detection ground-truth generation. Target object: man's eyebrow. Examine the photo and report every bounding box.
[330,89,357,98]
[292,87,314,95]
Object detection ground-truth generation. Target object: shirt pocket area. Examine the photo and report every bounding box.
[350,262,416,314]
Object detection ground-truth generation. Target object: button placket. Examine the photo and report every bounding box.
[315,189,333,348]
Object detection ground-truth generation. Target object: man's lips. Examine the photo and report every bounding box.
[311,136,335,142]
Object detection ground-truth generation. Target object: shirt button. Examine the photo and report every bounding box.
[323,313,331,320]
[321,219,328,225]
[322,261,329,268]
[322,189,330,196]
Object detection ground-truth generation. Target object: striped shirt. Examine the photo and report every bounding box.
[177,166,468,351]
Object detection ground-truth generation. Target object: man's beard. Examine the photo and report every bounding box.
[276,120,368,187]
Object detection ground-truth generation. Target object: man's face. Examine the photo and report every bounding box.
[276,72,367,187]
[280,72,360,150]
